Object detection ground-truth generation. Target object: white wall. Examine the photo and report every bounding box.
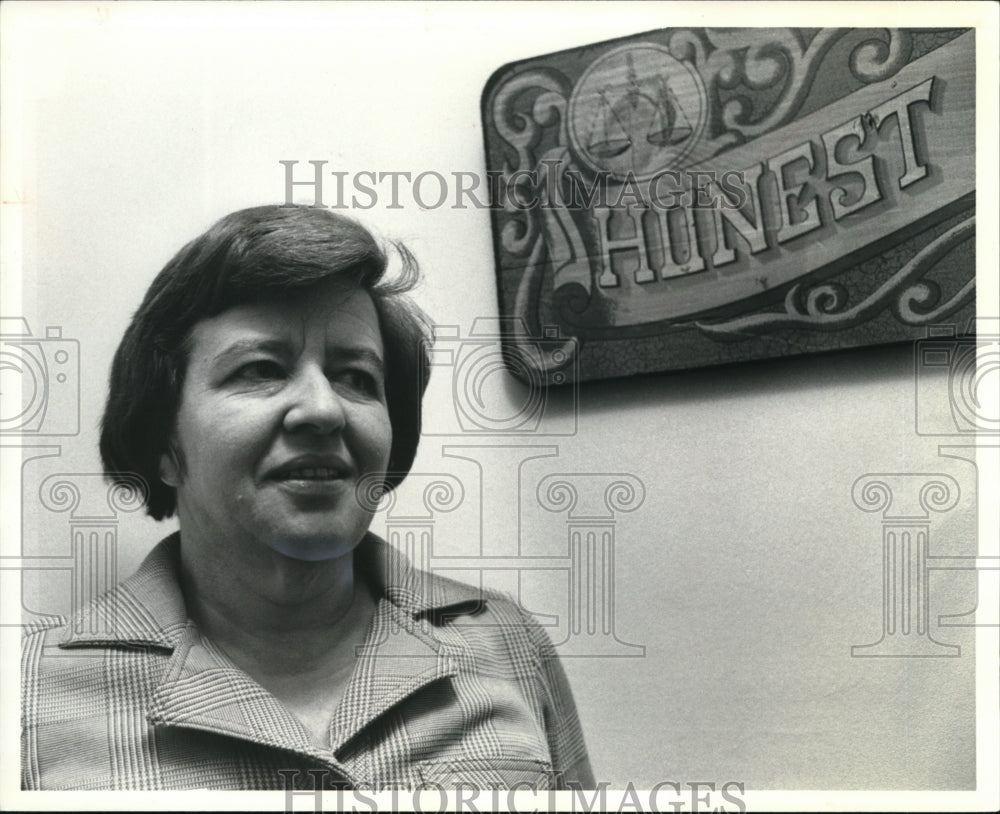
[3,1,996,798]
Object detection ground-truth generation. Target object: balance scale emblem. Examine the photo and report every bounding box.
[568,43,709,180]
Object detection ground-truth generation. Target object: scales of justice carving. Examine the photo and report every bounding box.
[585,52,694,162]
[569,43,708,180]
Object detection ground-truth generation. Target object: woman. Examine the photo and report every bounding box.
[21,205,594,791]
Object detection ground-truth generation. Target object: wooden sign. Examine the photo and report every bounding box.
[481,28,976,383]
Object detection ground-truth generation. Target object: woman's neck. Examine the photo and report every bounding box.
[176,531,379,748]
[176,530,372,674]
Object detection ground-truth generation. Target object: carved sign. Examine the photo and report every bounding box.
[481,28,976,383]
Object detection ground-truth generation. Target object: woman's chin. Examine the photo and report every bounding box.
[262,535,358,563]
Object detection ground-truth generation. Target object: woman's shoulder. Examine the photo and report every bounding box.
[21,614,68,639]
[21,532,189,669]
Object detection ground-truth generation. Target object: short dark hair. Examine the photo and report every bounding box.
[100,205,432,520]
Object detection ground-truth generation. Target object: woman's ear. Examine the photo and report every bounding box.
[159,443,182,487]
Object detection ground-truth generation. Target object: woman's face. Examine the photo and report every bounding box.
[160,280,392,562]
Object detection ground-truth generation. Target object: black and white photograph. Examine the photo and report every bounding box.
[1,2,997,811]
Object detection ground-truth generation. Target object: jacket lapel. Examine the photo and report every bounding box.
[328,599,457,754]
[146,621,324,757]
[328,536,488,754]
[56,531,488,776]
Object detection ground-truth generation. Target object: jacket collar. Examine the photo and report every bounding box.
[59,530,484,650]
[355,530,485,619]
[57,531,188,650]
[57,531,486,766]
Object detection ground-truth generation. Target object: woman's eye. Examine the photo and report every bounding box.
[234,360,285,382]
[337,369,381,396]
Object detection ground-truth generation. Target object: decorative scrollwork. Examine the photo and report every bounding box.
[532,90,569,146]
[355,473,397,514]
[919,478,960,514]
[492,70,572,257]
[537,476,579,515]
[39,473,149,519]
[604,476,646,514]
[492,69,571,166]
[508,208,579,375]
[852,473,960,518]
[538,473,646,519]
[38,476,82,515]
[852,477,893,514]
[696,216,975,337]
[490,28,920,188]
[500,192,537,258]
[686,29,912,145]
[422,477,464,515]
[705,28,844,140]
[849,29,913,83]
[107,472,149,514]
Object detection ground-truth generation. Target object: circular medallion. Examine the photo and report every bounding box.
[568,44,707,181]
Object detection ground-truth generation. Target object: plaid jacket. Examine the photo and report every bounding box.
[21,532,593,790]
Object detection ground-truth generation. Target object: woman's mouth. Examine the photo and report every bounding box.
[279,467,342,481]
[271,467,352,500]
[267,458,354,500]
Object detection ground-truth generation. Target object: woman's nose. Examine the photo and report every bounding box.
[283,367,346,434]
